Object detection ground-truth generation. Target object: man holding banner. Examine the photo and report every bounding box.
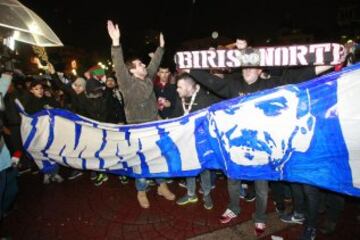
[107,20,175,209]
[185,39,334,238]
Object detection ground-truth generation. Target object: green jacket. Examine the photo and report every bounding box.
[111,45,164,123]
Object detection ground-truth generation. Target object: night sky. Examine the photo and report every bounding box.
[20,0,339,58]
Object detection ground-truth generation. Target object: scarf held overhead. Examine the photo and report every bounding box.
[19,63,360,197]
[175,43,346,69]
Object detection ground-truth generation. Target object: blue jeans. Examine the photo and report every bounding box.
[135,178,166,191]
[253,180,269,224]
[290,183,320,228]
[186,170,211,196]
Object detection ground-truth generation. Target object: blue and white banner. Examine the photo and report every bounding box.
[20,63,360,197]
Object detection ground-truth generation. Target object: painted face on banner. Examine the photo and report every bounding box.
[213,85,315,169]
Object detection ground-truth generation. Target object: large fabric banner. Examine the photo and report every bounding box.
[20,63,360,197]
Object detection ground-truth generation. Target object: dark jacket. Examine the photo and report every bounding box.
[189,67,316,98]
[111,45,164,123]
[172,88,219,117]
[105,88,126,124]
[50,74,88,116]
[23,94,60,115]
[153,81,177,119]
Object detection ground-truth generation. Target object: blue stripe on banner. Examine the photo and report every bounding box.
[23,117,38,149]
[115,143,130,173]
[74,123,82,150]
[137,139,150,175]
[79,147,87,170]
[156,126,182,173]
[41,113,55,158]
[59,144,69,166]
[95,129,107,169]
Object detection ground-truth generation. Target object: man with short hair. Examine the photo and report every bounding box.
[153,66,177,119]
[107,20,175,208]
[172,73,219,210]
[187,39,332,238]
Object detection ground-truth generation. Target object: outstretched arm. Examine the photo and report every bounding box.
[107,20,120,47]
[147,32,165,79]
[107,20,132,90]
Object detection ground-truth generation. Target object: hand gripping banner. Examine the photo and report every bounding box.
[175,43,346,69]
[19,63,360,197]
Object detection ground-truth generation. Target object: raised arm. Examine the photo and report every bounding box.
[189,70,235,99]
[107,20,132,89]
[147,32,165,79]
[47,63,75,96]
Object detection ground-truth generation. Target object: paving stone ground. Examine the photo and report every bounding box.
[1,170,359,239]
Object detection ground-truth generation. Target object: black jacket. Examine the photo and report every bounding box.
[189,67,316,98]
[172,88,219,117]
[50,74,89,116]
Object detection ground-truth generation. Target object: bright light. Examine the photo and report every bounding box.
[3,36,16,51]
[211,31,219,39]
[13,31,20,38]
[28,22,41,34]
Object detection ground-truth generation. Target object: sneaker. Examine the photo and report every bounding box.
[17,165,32,175]
[178,180,187,188]
[51,174,64,183]
[219,208,238,224]
[90,171,97,181]
[299,227,316,240]
[239,187,247,199]
[68,170,83,180]
[43,174,51,184]
[244,193,256,202]
[94,173,108,187]
[254,222,266,236]
[176,194,198,205]
[119,176,129,184]
[203,195,213,210]
[31,169,39,175]
[198,185,215,194]
[275,206,286,218]
[280,212,305,224]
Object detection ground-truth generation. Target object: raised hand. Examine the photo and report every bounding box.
[107,20,120,46]
[159,32,165,48]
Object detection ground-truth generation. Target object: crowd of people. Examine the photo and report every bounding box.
[0,20,359,240]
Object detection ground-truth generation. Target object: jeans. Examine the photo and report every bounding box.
[253,180,269,224]
[135,178,165,191]
[291,183,320,228]
[323,191,345,223]
[227,179,242,215]
[271,181,287,211]
[186,170,211,196]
